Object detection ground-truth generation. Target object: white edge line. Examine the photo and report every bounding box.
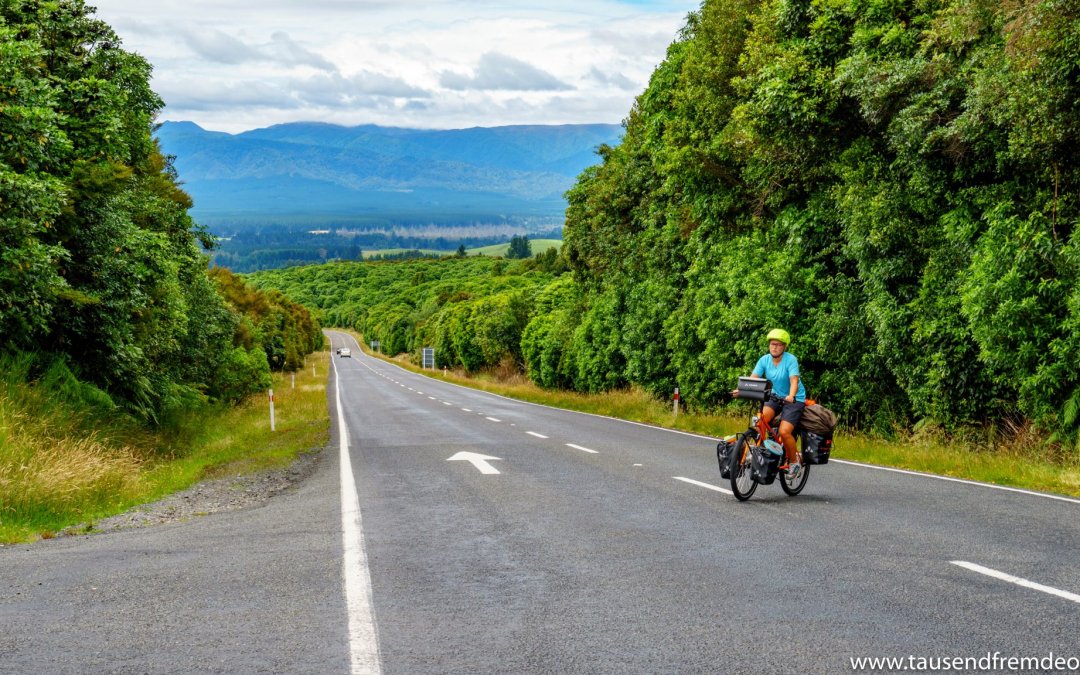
[334,333,1079,507]
[332,351,382,674]
[950,561,1080,604]
[674,476,733,495]
[566,443,598,454]
[832,459,1080,505]
[526,431,549,439]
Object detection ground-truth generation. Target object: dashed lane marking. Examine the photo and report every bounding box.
[950,561,1080,605]
[673,476,733,495]
[566,443,598,454]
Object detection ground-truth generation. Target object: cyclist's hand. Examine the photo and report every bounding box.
[785,394,795,403]
[730,389,740,398]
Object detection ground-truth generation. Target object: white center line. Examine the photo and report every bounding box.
[566,443,598,454]
[461,408,472,412]
[950,561,1080,604]
[485,417,501,422]
[428,396,437,400]
[673,476,733,495]
[526,431,548,439]
[443,401,453,406]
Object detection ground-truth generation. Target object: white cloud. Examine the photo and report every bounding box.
[440,53,573,92]
[90,0,698,132]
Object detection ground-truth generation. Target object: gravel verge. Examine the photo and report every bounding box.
[61,447,324,537]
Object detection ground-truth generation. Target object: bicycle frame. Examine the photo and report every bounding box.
[727,393,811,500]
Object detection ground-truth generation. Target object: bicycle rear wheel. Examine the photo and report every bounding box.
[729,436,758,501]
[780,460,809,495]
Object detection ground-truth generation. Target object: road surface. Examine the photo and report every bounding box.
[2,330,1078,674]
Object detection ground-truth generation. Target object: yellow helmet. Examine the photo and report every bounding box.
[766,328,790,345]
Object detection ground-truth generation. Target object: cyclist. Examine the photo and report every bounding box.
[736,328,806,475]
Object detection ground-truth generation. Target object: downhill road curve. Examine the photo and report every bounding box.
[2,329,1078,674]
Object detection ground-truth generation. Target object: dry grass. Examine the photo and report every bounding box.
[0,393,149,536]
[0,351,330,543]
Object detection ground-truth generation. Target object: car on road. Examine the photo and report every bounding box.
[339,348,351,357]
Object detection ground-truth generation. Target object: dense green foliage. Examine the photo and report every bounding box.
[257,0,1080,448]
[0,1,319,420]
[552,0,1080,441]
[250,257,559,371]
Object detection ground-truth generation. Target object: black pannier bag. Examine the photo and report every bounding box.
[716,436,737,479]
[737,377,772,401]
[801,430,832,465]
[800,403,838,437]
[751,441,783,485]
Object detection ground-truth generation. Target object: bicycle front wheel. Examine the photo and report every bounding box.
[729,436,758,501]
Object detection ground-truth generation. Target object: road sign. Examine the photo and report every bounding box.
[421,347,435,369]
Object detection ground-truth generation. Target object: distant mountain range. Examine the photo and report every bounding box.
[155,121,623,227]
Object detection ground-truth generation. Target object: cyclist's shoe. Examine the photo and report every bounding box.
[782,462,802,480]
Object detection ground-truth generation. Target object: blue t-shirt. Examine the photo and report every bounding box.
[752,352,807,402]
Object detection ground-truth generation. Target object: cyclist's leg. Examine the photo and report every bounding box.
[761,401,780,426]
[778,420,799,463]
[777,401,806,464]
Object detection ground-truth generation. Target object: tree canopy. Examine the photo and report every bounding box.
[555,0,1080,440]
[0,0,320,420]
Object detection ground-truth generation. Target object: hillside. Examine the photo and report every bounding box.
[155,121,623,226]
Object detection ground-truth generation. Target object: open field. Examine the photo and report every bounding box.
[360,239,563,259]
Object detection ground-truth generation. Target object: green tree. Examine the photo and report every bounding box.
[506,235,532,259]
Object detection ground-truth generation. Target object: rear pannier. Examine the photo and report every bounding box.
[801,430,832,465]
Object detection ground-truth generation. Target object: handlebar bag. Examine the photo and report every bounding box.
[737,377,772,401]
[801,430,832,465]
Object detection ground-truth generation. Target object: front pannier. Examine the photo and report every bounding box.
[736,377,772,401]
[801,430,832,465]
[751,440,783,485]
[716,435,737,479]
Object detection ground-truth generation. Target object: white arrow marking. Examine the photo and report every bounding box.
[447,452,503,475]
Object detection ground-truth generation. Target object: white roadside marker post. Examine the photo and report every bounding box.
[673,387,680,417]
[292,371,295,389]
[269,389,276,431]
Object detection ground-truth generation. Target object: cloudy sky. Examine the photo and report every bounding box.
[89,0,700,133]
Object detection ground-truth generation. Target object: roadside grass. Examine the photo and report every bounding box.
[346,331,1080,498]
[0,352,329,543]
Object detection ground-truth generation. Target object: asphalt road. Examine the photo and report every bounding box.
[3,330,1078,674]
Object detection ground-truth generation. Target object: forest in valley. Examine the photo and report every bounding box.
[255,0,1080,450]
[0,1,321,422]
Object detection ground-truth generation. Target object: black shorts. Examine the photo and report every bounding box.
[765,399,805,426]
